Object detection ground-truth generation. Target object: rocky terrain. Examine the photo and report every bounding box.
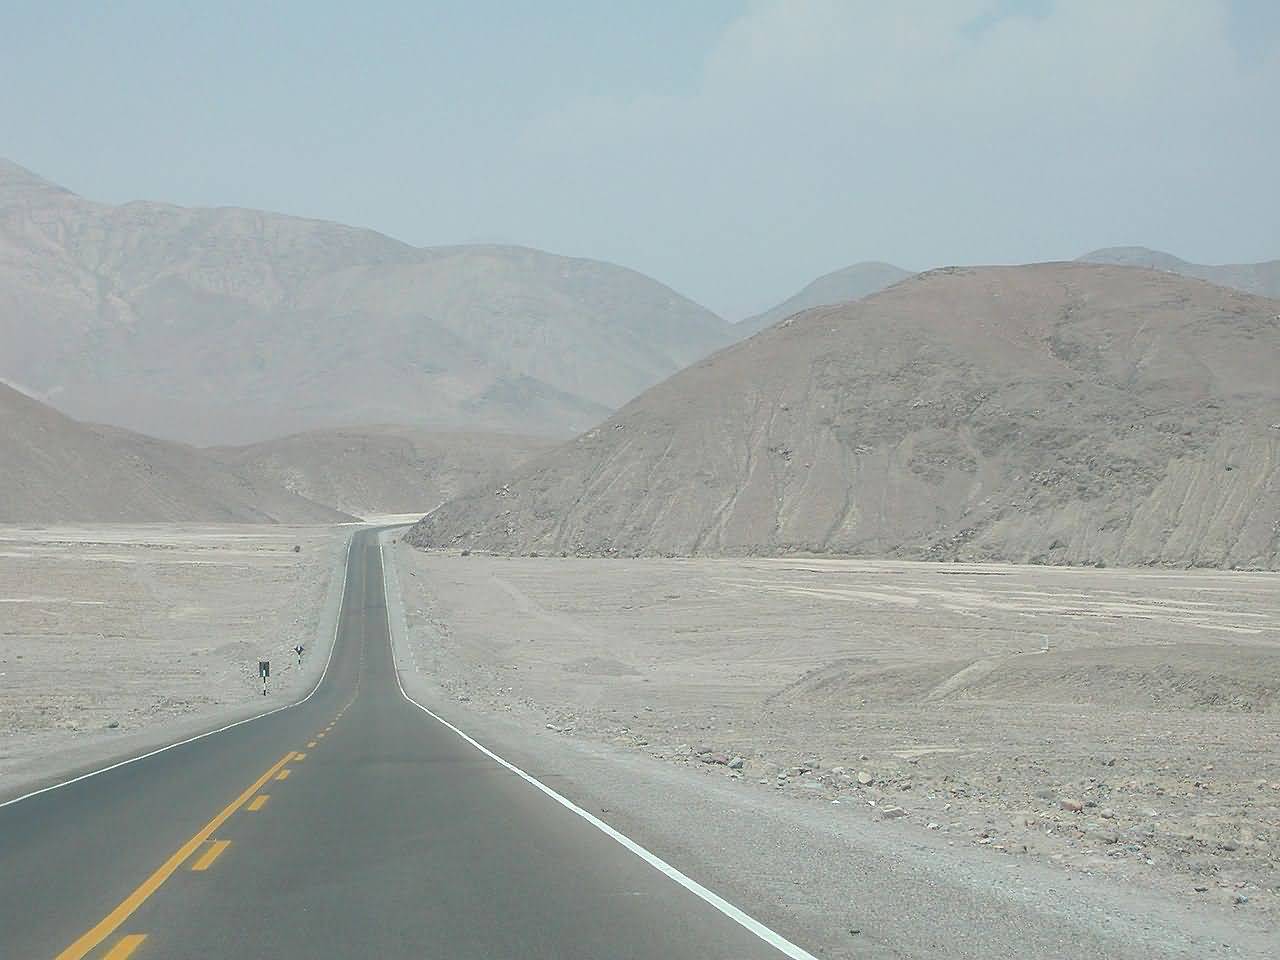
[213,425,556,518]
[0,158,730,444]
[737,260,912,335]
[387,544,1280,925]
[0,523,347,792]
[412,263,1280,569]
[0,382,350,523]
[1080,247,1280,299]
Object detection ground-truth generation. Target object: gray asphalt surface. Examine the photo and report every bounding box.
[0,528,801,960]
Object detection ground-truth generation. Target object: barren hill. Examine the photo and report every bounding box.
[213,426,556,518]
[1079,246,1280,298]
[0,159,727,444]
[0,382,350,523]
[737,261,912,335]
[410,263,1280,569]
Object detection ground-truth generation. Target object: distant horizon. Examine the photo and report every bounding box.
[5,153,1274,325]
[3,2,1275,318]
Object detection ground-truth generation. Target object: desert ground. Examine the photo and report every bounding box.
[389,543,1280,922]
[0,523,349,793]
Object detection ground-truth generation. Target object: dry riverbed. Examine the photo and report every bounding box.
[0,523,347,792]
[389,544,1280,925]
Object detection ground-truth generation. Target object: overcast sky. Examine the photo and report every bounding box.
[2,1,1277,317]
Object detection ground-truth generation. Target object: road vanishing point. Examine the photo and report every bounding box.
[0,528,815,960]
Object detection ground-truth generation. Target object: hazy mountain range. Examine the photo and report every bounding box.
[0,381,350,523]
[736,261,913,336]
[1078,247,1280,299]
[411,262,1280,570]
[211,426,555,518]
[0,158,727,445]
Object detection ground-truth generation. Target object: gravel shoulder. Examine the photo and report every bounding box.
[384,538,1280,957]
[0,522,353,802]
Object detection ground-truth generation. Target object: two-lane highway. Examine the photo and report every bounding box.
[1,528,814,959]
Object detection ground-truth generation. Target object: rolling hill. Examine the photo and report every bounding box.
[1079,247,1280,298]
[737,261,912,335]
[0,382,351,523]
[212,426,556,519]
[409,263,1280,569]
[0,158,729,445]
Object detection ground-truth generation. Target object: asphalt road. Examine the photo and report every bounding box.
[1,528,809,960]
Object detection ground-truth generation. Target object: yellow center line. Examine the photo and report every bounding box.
[102,934,147,959]
[275,769,291,781]
[190,839,231,872]
[307,741,317,748]
[294,752,307,760]
[55,751,295,960]
[247,794,269,811]
[317,733,326,739]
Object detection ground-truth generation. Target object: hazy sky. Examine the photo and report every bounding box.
[2,1,1277,317]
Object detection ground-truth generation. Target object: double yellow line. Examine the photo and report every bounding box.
[54,751,296,960]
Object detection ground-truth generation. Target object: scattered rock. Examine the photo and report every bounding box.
[879,805,907,820]
[728,756,745,770]
[1060,799,1084,814]
[857,770,874,786]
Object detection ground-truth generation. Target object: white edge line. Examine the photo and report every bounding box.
[0,531,357,811]
[378,535,820,960]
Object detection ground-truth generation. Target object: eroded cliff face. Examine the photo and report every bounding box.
[411,263,1280,569]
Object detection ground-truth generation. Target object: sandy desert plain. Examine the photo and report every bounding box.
[387,542,1280,922]
[0,522,349,793]
[4,520,1277,940]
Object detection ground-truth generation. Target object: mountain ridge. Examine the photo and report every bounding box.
[0,159,730,445]
[410,262,1280,570]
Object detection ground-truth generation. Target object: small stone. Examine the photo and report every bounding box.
[1060,799,1084,813]
[1233,894,1250,905]
[857,770,874,786]
[1100,808,1116,819]
[927,822,941,830]
[879,805,907,820]
[106,720,120,729]
[727,756,745,770]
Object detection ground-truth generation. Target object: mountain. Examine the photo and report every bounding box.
[1079,247,1280,298]
[0,159,728,445]
[409,263,1280,570]
[212,426,557,518]
[0,381,351,523]
[737,261,912,335]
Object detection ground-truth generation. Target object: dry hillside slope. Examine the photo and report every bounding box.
[0,382,351,523]
[411,263,1280,569]
[738,261,912,335]
[1079,246,1280,299]
[0,158,728,444]
[213,426,556,518]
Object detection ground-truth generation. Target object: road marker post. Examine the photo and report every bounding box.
[258,659,270,696]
